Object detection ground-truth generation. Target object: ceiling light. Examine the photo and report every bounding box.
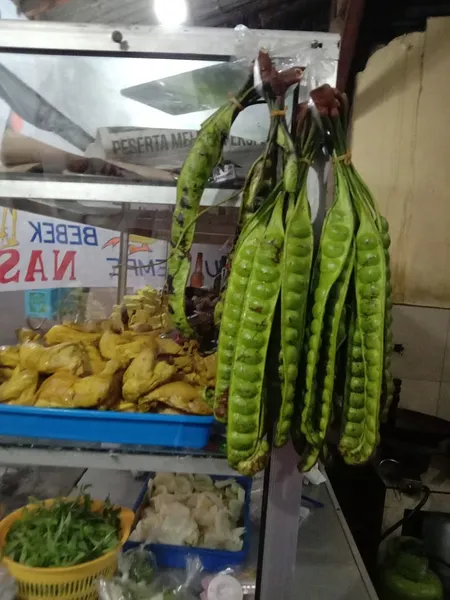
[154,0,188,26]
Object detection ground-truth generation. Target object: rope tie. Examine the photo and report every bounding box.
[271,107,288,117]
[228,93,244,112]
[333,151,352,165]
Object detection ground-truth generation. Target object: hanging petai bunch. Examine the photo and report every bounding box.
[168,48,393,475]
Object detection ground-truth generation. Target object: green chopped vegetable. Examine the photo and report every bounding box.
[3,490,121,568]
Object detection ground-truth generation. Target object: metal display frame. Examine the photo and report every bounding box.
[0,21,343,600]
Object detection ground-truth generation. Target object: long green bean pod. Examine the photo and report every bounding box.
[314,241,355,440]
[214,103,282,328]
[344,194,386,464]
[324,101,391,463]
[237,102,281,231]
[348,169,394,424]
[379,217,394,421]
[237,386,270,476]
[339,299,365,456]
[214,182,282,422]
[298,442,320,473]
[276,110,318,448]
[276,184,313,447]
[214,211,271,422]
[213,158,264,329]
[168,76,258,336]
[301,165,354,446]
[227,194,285,470]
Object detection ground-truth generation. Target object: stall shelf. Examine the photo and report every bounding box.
[0,438,237,474]
[0,19,349,600]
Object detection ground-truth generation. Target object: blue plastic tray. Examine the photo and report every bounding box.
[0,404,214,449]
[123,474,251,571]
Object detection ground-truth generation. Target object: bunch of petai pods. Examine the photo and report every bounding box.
[167,49,393,476]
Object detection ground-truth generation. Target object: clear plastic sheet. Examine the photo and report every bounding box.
[0,52,267,185]
[98,547,248,600]
[97,549,202,600]
[0,30,335,184]
[233,24,336,95]
[0,567,16,600]
[200,568,244,600]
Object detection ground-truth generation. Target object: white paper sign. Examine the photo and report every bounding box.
[0,208,227,291]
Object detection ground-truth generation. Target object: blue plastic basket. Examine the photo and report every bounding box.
[0,405,214,449]
[123,474,251,571]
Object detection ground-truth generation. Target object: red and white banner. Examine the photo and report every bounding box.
[0,208,226,291]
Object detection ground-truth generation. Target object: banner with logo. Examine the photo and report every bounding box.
[86,127,265,183]
[0,208,227,291]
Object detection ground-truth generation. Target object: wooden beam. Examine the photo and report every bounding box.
[336,0,366,91]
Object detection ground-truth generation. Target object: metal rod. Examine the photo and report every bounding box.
[0,441,237,474]
[117,207,129,303]
[259,442,303,600]
[0,20,340,58]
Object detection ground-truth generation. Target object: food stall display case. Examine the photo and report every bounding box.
[0,20,377,600]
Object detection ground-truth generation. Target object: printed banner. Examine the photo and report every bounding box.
[0,208,227,292]
[87,127,265,180]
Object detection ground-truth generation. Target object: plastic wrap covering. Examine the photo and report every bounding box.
[97,549,200,600]
[0,53,269,186]
[0,567,16,600]
[234,24,337,93]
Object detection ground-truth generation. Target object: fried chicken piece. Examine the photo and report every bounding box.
[16,328,41,344]
[34,371,77,408]
[99,330,157,367]
[0,346,19,368]
[122,347,176,402]
[139,381,212,415]
[0,366,38,406]
[19,342,86,376]
[157,337,184,356]
[35,360,121,409]
[0,367,14,382]
[44,324,101,346]
[82,344,106,375]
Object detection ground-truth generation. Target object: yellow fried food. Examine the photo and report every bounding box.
[16,328,40,344]
[129,307,157,326]
[177,372,202,386]
[0,346,19,368]
[35,360,121,409]
[157,337,184,356]
[116,401,138,412]
[0,366,38,406]
[19,342,86,376]
[44,325,101,346]
[41,343,86,375]
[72,360,121,408]
[122,347,176,402]
[18,342,44,371]
[98,331,122,360]
[83,344,106,375]
[196,352,216,382]
[140,381,213,415]
[34,371,77,408]
[172,355,193,373]
[110,286,172,333]
[99,330,156,367]
[63,321,103,333]
[155,406,187,415]
[0,367,14,382]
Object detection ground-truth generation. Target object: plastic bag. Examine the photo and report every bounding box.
[233,24,336,92]
[97,546,157,600]
[0,567,17,600]
[97,549,201,600]
[200,568,245,600]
